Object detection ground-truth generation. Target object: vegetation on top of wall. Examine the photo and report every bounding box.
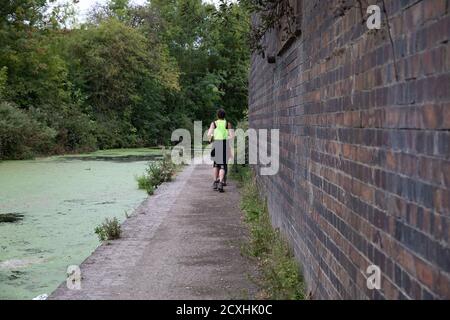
[241,0,299,54]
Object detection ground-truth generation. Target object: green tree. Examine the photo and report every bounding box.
[65,17,180,147]
[0,0,51,27]
[150,0,250,126]
[0,102,56,159]
[0,0,252,159]
[207,1,251,123]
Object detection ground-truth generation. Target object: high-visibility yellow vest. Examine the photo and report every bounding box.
[213,119,228,140]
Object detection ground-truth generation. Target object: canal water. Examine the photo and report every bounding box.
[0,149,160,299]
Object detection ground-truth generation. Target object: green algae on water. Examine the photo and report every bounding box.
[0,148,161,299]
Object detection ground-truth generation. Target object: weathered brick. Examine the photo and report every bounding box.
[249,0,450,299]
[423,0,446,22]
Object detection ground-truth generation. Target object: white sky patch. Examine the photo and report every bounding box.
[51,0,147,22]
[52,0,232,19]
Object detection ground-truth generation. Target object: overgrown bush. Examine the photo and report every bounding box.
[94,217,122,242]
[136,174,156,195]
[136,153,176,195]
[232,164,306,300]
[54,108,98,153]
[0,102,56,160]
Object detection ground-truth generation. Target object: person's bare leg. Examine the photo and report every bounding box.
[219,169,225,182]
[217,168,226,192]
[213,167,219,181]
[212,167,220,190]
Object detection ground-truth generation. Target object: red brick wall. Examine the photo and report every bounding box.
[248,0,450,299]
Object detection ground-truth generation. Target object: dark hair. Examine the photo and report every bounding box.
[217,108,226,119]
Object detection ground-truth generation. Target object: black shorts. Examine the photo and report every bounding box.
[212,140,228,171]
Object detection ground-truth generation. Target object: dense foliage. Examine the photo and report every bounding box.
[0,0,250,159]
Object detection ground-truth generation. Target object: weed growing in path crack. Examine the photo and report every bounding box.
[231,165,306,300]
[95,217,121,242]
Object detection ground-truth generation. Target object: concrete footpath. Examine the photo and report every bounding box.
[50,162,258,300]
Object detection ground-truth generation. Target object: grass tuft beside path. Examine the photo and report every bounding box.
[231,165,306,300]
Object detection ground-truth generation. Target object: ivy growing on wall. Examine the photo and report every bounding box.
[241,0,300,55]
[245,0,398,80]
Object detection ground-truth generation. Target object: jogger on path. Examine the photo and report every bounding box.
[208,109,233,193]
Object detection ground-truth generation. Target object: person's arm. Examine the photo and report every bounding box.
[207,122,215,142]
[226,122,234,161]
[227,122,234,139]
